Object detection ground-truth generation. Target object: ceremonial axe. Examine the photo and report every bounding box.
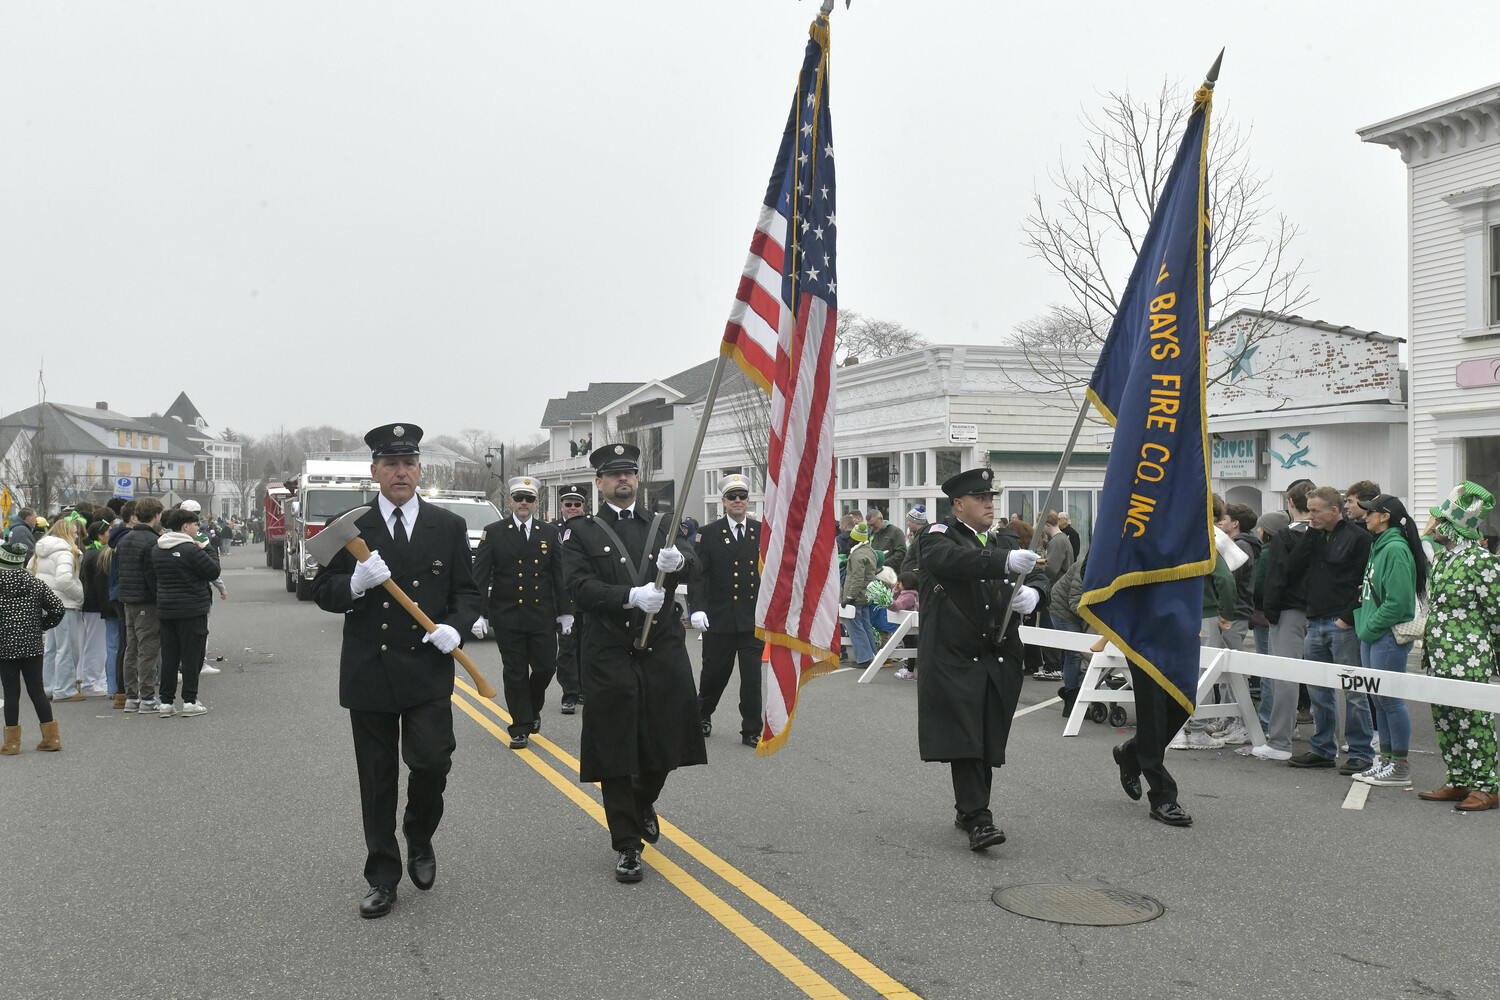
[307,506,498,699]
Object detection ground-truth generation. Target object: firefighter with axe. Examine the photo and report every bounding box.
[310,422,483,919]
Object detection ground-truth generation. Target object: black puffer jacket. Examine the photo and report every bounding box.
[151,532,221,619]
[80,546,115,618]
[115,524,161,604]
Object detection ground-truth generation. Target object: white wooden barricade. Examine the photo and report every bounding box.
[1020,627,1265,740]
[1021,625,1500,737]
[857,611,918,683]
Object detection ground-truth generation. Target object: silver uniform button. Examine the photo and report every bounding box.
[381,644,388,651]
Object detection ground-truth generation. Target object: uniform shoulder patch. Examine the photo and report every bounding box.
[562,528,571,542]
[928,523,948,534]
[694,533,702,542]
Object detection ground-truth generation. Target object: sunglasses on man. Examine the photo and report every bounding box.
[724,492,749,501]
[561,500,584,508]
[510,493,536,503]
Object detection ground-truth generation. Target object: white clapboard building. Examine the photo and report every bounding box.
[1361,83,1500,536]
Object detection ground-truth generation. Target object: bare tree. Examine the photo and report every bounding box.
[721,366,771,481]
[835,311,927,365]
[262,425,302,477]
[1016,79,1310,393]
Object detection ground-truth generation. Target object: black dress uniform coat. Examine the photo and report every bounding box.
[472,517,572,628]
[915,517,1050,765]
[562,506,706,782]
[311,500,482,712]
[687,515,761,632]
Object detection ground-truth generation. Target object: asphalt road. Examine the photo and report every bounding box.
[2,548,1492,1000]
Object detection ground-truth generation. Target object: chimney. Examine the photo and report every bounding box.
[329,438,343,452]
[96,401,108,410]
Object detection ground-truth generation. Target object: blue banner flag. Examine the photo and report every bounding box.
[1077,83,1215,713]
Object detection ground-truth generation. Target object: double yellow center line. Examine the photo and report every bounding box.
[450,678,917,1000]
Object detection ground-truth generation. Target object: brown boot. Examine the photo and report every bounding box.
[1,726,19,755]
[1454,790,1499,812]
[112,693,127,709]
[1418,784,1469,802]
[36,720,61,752]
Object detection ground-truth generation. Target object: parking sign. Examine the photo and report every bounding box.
[114,476,135,499]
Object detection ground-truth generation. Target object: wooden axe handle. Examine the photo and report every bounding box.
[345,537,498,699]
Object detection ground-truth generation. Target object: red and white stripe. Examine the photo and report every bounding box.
[720,204,784,392]
[751,293,840,754]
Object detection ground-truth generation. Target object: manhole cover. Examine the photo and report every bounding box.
[992,883,1164,926]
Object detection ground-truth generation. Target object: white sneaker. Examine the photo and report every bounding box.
[123,698,140,711]
[180,701,209,717]
[139,699,162,712]
[1353,759,1392,785]
[157,701,177,718]
[200,663,221,675]
[1214,722,1251,745]
[1181,731,1225,749]
[1249,744,1292,761]
[1168,731,1190,750]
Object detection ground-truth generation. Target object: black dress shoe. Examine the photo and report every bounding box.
[560,698,578,715]
[615,848,644,883]
[1113,744,1142,801]
[1287,751,1335,769]
[508,733,528,750]
[701,719,712,737]
[359,884,396,919]
[1149,802,1193,827]
[530,717,541,734]
[741,733,760,747]
[408,846,436,891]
[641,805,660,844]
[967,823,1006,851]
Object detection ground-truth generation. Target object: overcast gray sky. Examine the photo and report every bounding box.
[4,2,1496,442]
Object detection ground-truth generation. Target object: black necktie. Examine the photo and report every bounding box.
[619,509,631,520]
[735,523,743,542]
[518,520,527,542]
[392,507,408,548]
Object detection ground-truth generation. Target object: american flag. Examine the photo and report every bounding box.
[721,13,840,755]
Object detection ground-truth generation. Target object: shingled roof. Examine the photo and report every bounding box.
[540,382,642,428]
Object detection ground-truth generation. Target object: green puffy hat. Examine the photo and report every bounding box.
[1430,481,1494,541]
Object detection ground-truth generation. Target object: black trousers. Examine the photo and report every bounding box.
[496,629,557,737]
[349,699,456,888]
[1,656,52,728]
[555,626,581,700]
[1116,663,1191,808]
[698,631,764,737]
[158,615,208,705]
[950,758,994,830]
[600,769,668,852]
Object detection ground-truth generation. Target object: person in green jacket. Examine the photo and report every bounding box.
[1350,494,1428,788]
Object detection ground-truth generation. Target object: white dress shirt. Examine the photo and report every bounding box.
[377,493,419,540]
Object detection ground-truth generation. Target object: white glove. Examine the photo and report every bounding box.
[655,545,684,573]
[471,617,489,639]
[422,624,462,654]
[1006,549,1039,574]
[1010,584,1040,615]
[557,614,574,635]
[627,585,665,614]
[349,551,391,597]
[691,611,710,631]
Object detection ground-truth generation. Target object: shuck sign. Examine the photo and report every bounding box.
[1210,435,1258,479]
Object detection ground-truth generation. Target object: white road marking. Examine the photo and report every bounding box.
[1015,696,1062,718]
[1342,781,1370,810]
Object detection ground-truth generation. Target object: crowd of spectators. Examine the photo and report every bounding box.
[1,495,231,754]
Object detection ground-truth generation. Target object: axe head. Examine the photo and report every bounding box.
[305,506,371,566]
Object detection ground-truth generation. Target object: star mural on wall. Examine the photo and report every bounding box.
[1222,332,1258,382]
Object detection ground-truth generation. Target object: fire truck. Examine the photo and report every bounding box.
[282,460,501,601]
[263,484,292,569]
